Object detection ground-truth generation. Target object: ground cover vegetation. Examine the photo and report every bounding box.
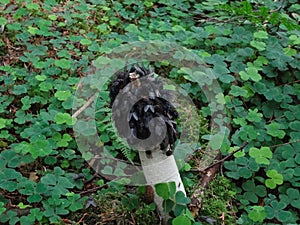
[0,0,299,224]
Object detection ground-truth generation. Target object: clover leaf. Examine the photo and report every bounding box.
[228,146,245,158]
[229,86,248,97]
[275,144,295,159]
[253,31,268,39]
[240,63,262,82]
[248,206,266,222]
[289,121,300,131]
[18,140,53,159]
[246,108,263,123]
[39,81,53,92]
[242,180,267,203]
[40,168,75,196]
[73,120,97,136]
[265,200,295,223]
[80,39,92,45]
[225,157,259,179]
[266,122,285,139]
[0,202,5,216]
[155,182,176,201]
[55,90,71,101]
[172,215,191,225]
[265,169,283,189]
[250,40,266,51]
[0,118,7,129]
[279,188,300,209]
[0,17,7,26]
[54,59,71,69]
[55,113,74,125]
[26,3,40,10]
[249,147,272,165]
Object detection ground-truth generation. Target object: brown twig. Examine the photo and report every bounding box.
[83,173,101,184]
[62,219,77,224]
[189,142,248,218]
[72,92,97,118]
[201,152,223,188]
[270,139,300,149]
[270,0,285,13]
[279,80,300,86]
[78,213,88,223]
[202,142,248,172]
[78,184,108,195]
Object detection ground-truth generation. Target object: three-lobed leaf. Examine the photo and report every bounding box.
[249,147,272,165]
[54,59,71,69]
[172,215,191,225]
[55,113,74,125]
[248,206,266,222]
[265,170,283,189]
[266,122,285,139]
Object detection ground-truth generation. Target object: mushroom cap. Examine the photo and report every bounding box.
[109,65,179,155]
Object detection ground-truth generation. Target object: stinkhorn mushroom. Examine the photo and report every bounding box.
[109,65,186,220]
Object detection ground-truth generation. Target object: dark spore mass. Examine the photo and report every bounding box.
[109,65,179,155]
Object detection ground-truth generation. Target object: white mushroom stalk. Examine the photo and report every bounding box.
[139,148,186,217]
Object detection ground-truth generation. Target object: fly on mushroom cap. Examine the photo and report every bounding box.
[129,72,140,80]
[109,64,179,156]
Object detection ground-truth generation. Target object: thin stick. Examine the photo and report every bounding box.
[270,0,285,13]
[77,213,88,223]
[72,92,97,118]
[78,184,108,195]
[270,139,300,149]
[202,141,248,171]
